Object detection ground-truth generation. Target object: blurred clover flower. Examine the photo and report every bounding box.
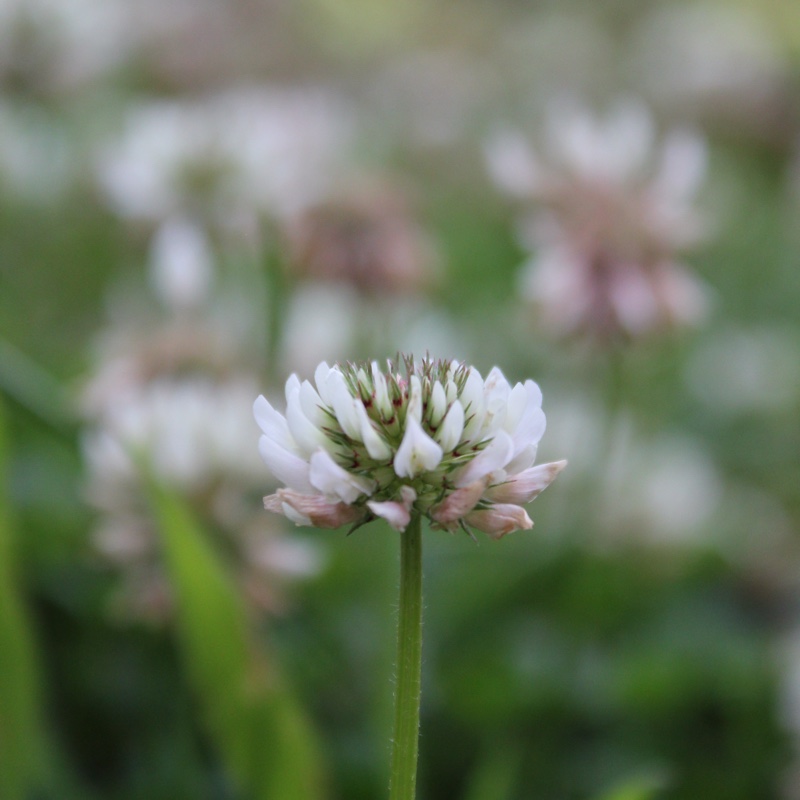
[96,87,354,234]
[81,220,320,623]
[487,99,710,341]
[283,178,439,298]
[255,356,566,539]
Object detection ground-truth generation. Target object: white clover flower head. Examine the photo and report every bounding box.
[255,356,566,538]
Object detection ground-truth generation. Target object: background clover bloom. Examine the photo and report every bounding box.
[254,356,566,539]
[487,99,710,341]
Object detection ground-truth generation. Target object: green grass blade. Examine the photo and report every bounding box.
[0,397,48,798]
[149,482,326,800]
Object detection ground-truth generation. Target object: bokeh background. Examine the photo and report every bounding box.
[2,0,800,798]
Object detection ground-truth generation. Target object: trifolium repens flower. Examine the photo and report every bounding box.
[254,356,566,538]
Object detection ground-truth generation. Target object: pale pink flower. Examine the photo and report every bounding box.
[464,505,534,541]
[487,100,710,341]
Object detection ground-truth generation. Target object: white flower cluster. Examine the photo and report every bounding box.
[255,356,566,538]
[96,87,354,227]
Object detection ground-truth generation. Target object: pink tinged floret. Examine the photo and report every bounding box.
[465,504,533,540]
[309,448,376,503]
[264,489,364,528]
[454,429,514,488]
[393,415,443,478]
[430,478,489,528]
[367,485,417,531]
[485,460,568,504]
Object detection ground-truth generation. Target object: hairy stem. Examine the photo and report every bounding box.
[389,514,423,800]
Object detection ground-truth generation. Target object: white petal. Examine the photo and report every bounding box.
[394,416,443,478]
[258,435,313,492]
[354,402,392,460]
[406,375,423,424]
[480,367,512,438]
[371,362,392,418]
[504,443,538,474]
[314,362,333,404]
[504,382,529,432]
[510,405,546,454]
[367,499,411,531]
[455,430,514,487]
[429,382,448,427]
[504,380,542,432]
[253,395,297,453]
[285,386,329,456]
[524,379,543,408]
[299,380,328,427]
[459,367,485,442]
[325,369,361,439]
[285,374,301,403]
[309,449,375,503]
[356,367,370,395]
[435,399,464,453]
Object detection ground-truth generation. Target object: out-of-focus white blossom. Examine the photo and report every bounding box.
[686,326,800,417]
[487,100,710,341]
[149,216,215,312]
[81,252,320,623]
[96,88,355,230]
[84,376,265,495]
[545,397,722,547]
[255,356,565,538]
[0,0,134,91]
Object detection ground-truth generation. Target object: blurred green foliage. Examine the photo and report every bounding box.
[1,1,800,799]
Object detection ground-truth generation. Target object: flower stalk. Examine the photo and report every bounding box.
[389,513,423,800]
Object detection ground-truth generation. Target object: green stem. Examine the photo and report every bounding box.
[264,247,290,386]
[389,514,423,800]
